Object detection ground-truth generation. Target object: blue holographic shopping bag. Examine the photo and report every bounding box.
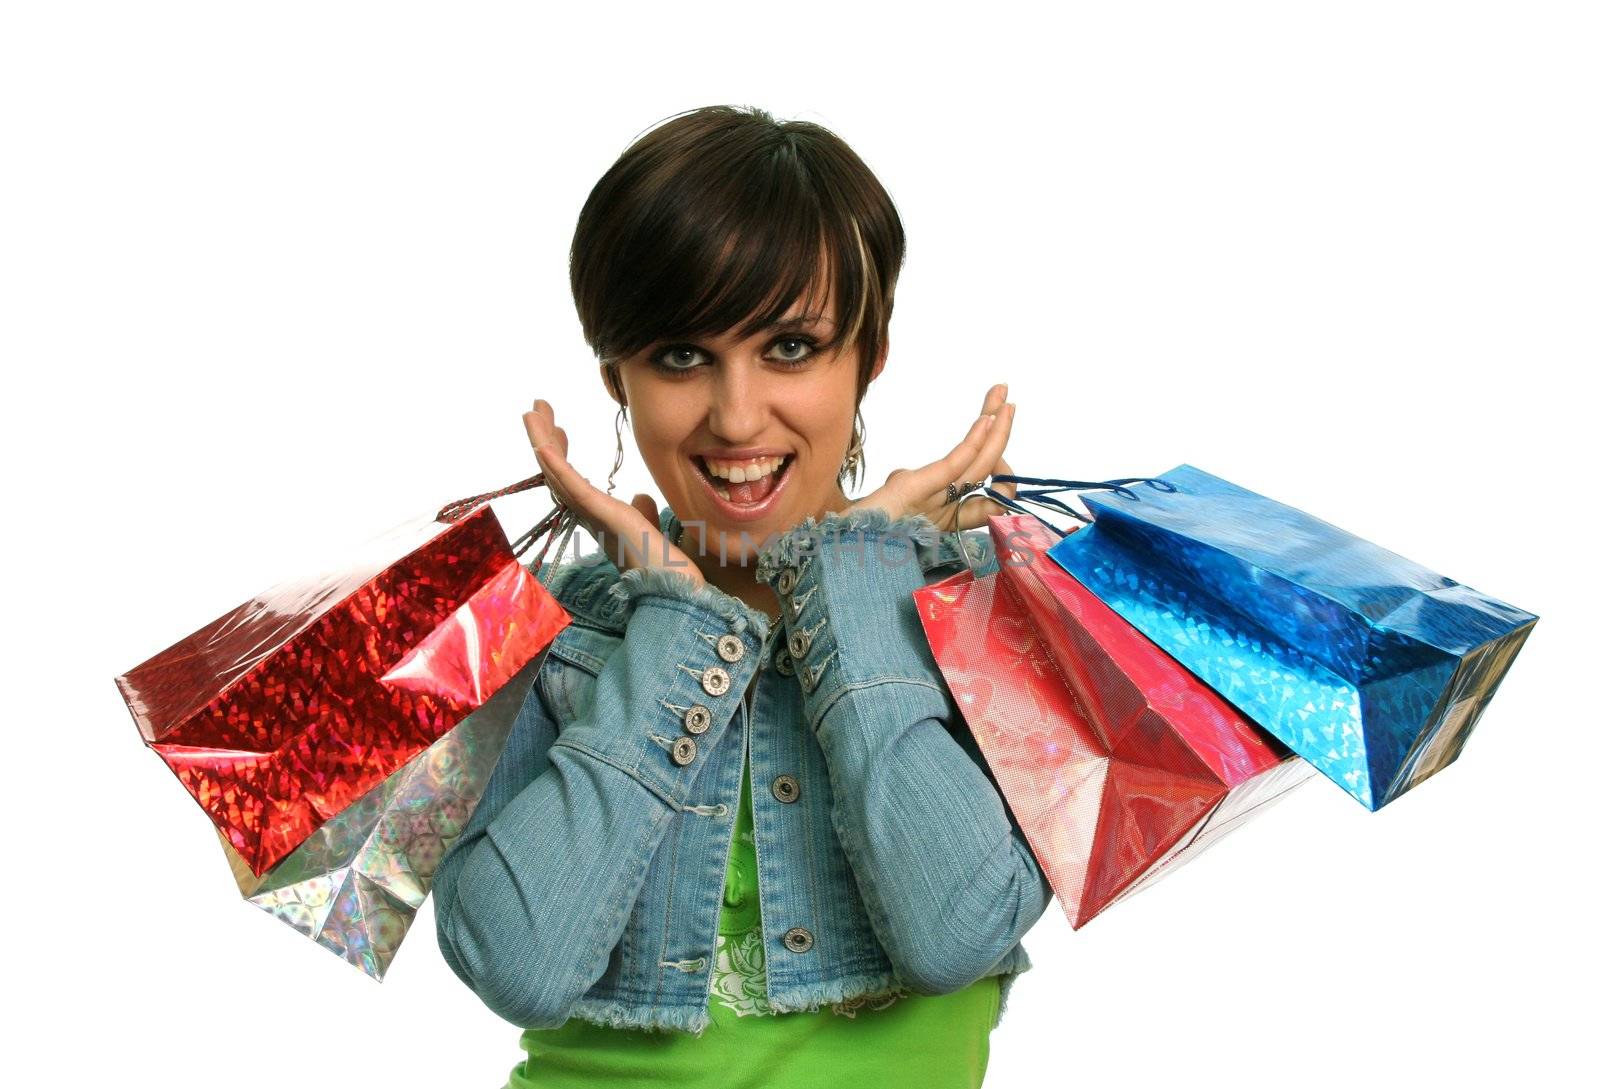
[1033,466,1538,811]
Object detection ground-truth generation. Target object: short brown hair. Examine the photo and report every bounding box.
[570,105,906,485]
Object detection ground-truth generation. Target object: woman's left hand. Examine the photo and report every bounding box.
[843,382,1018,532]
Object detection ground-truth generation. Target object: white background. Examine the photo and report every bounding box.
[5,3,1596,1086]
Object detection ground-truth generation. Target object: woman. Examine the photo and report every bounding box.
[431,105,1051,1089]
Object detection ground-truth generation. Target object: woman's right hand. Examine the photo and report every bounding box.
[523,398,705,587]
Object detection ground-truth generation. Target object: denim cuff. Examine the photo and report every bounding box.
[754,507,949,723]
[604,562,774,642]
[553,572,767,807]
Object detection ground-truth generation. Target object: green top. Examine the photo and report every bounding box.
[507,747,1001,1089]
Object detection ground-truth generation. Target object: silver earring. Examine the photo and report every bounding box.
[840,409,865,490]
[606,403,627,496]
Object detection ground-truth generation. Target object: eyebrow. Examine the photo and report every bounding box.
[759,314,835,331]
[652,313,837,353]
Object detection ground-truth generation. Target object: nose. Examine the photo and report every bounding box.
[706,355,770,443]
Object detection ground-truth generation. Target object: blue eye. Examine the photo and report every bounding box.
[768,336,818,366]
[651,344,710,373]
[648,335,821,376]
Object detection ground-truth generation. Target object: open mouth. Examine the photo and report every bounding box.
[691,453,794,508]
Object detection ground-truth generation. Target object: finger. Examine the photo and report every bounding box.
[524,413,562,491]
[950,390,1012,473]
[529,436,575,511]
[630,492,658,529]
[536,442,662,567]
[958,454,1019,529]
[529,401,573,463]
[534,441,615,552]
[528,422,590,511]
[934,410,998,486]
[523,410,549,459]
[963,384,1007,479]
[951,401,1015,495]
[946,403,1016,529]
[837,385,1010,528]
[920,400,1007,500]
[524,406,552,451]
[524,408,573,478]
[877,411,995,519]
[993,454,1018,500]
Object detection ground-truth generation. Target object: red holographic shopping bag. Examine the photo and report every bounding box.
[116,476,574,877]
[914,513,1314,928]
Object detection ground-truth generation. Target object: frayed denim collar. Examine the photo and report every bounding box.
[538,505,995,637]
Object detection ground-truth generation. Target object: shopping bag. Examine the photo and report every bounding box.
[914,513,1313,929]
[217,653,540,979]
[1040,465,1539,810]
[116,476,574,875]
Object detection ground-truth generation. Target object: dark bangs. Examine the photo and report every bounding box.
[570,106,905,401]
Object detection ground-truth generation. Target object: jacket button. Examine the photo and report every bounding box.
[771,775,800,803]
[782,926,814,953]
[787,628,811,660]
[701,665,731,696]
[683,704,712,735]
[715,634,746,663]
[776,567,798,595]
[799,664,819,694]
[670,736,698,766]
[773,646,795,676]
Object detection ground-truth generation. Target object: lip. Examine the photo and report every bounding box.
[696,446,793,460]
[690,453,794,525]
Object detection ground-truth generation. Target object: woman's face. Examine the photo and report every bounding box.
[612,289,880,567]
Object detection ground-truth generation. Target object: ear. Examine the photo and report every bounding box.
[867,335,888,384]
[600,362,625,407]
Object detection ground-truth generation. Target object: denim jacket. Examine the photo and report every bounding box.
[431,505,1052,1034]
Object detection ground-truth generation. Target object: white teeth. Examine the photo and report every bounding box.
[701,454,788,483]
[697,454,790,504]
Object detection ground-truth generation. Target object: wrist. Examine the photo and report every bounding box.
[606,561,743,629]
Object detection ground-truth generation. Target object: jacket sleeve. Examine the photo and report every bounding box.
[754,509,1052,995]
[430,563,765,1029]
